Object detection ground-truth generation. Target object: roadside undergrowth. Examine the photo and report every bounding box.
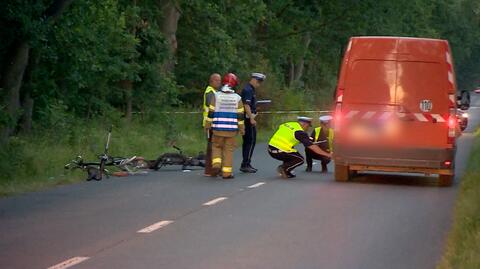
[0,114,206,196]
[438,129,480,269]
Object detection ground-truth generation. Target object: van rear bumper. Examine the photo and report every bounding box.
[334,146,455,174]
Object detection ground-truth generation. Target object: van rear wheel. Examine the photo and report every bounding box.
[335,164,350,182]
[438,174,453,187]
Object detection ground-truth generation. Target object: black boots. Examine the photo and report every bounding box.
[240,164,257,173]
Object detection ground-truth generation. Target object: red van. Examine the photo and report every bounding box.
[333,37,458,186]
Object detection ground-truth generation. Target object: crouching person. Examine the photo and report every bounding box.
[306,115,334,173]
[268,117,332,178]
[205,73,245,179]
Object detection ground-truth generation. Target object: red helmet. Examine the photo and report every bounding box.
[222,73,238,88]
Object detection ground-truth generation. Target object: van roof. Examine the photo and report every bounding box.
[347,36,449,62]
[352,36,447,42]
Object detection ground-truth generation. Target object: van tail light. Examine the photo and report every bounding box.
[335,88,344,103]
[447,108,456,144]
[334,103,342,130]
[334,88,344,131]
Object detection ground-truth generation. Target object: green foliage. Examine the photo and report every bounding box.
[437,130,480,269]
[35,0,140,118]
[1,0,479,126]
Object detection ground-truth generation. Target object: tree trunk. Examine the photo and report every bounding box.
[120,0,138,123]
[0,0,74,144]
[159,0,181,74]
[287,57,295,88]
[19,49,40,134]
[293,32,311,82]
[0,41,30,142]
[20,93,34,133]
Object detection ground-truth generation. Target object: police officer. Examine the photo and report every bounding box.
[205,73,245,179]
[268,117,332,178]
[240,72,266,173]
[306,115,334,173]
[202,73,222,176]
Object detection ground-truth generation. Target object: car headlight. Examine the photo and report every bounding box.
[462,112,468,118]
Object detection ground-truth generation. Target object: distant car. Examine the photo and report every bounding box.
[457,90,470,110]
[457,109,468,132]
[475,87,480,94]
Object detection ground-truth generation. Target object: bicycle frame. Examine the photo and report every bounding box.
[64,125,148,181]
[97,125,113,180]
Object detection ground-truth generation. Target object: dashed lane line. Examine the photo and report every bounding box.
[137,220,174,233]
[47,256,90,269]
[48,182,268,267]
[247,182,266,188]
[203,197,228,206]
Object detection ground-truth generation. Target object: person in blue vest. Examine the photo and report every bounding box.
[205,73,245,179]
[240,72,266,173]
[305,115,334,173]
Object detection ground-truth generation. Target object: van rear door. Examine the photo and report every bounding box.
[395,39,450,148]
[341,38,398,146]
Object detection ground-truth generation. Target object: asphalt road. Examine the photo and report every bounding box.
[1,96,480,269]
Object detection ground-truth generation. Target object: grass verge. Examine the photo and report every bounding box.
[0,114,207,197]
[437,130,480,269]
[0,107,330,197]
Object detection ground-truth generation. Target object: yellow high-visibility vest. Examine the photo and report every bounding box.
[202,86,216,127]
[314,127,334,151]
[269,122,304,152]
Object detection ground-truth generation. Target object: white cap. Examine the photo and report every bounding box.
[319,115,333,122]
[251,72,266,81]
[297,116,312,125]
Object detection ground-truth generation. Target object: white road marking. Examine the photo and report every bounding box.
[203,197,228,206]
[48,256,90,269]
[137,220,173,233]
[247,182,265,188]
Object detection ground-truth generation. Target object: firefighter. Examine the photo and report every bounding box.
[305,115,334,173]
[268,117,332,178]
[202,73,222,176]
[205,73,245,179]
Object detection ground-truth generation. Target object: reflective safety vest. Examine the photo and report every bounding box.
[314,127,334,151]
[212,91,242,132]
[269,122,304,152]
[203,86,216,127]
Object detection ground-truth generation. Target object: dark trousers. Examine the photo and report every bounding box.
[305,148,331,171]
[268,146,304,173]
[204,130,213,175]
[242,120,256,166]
